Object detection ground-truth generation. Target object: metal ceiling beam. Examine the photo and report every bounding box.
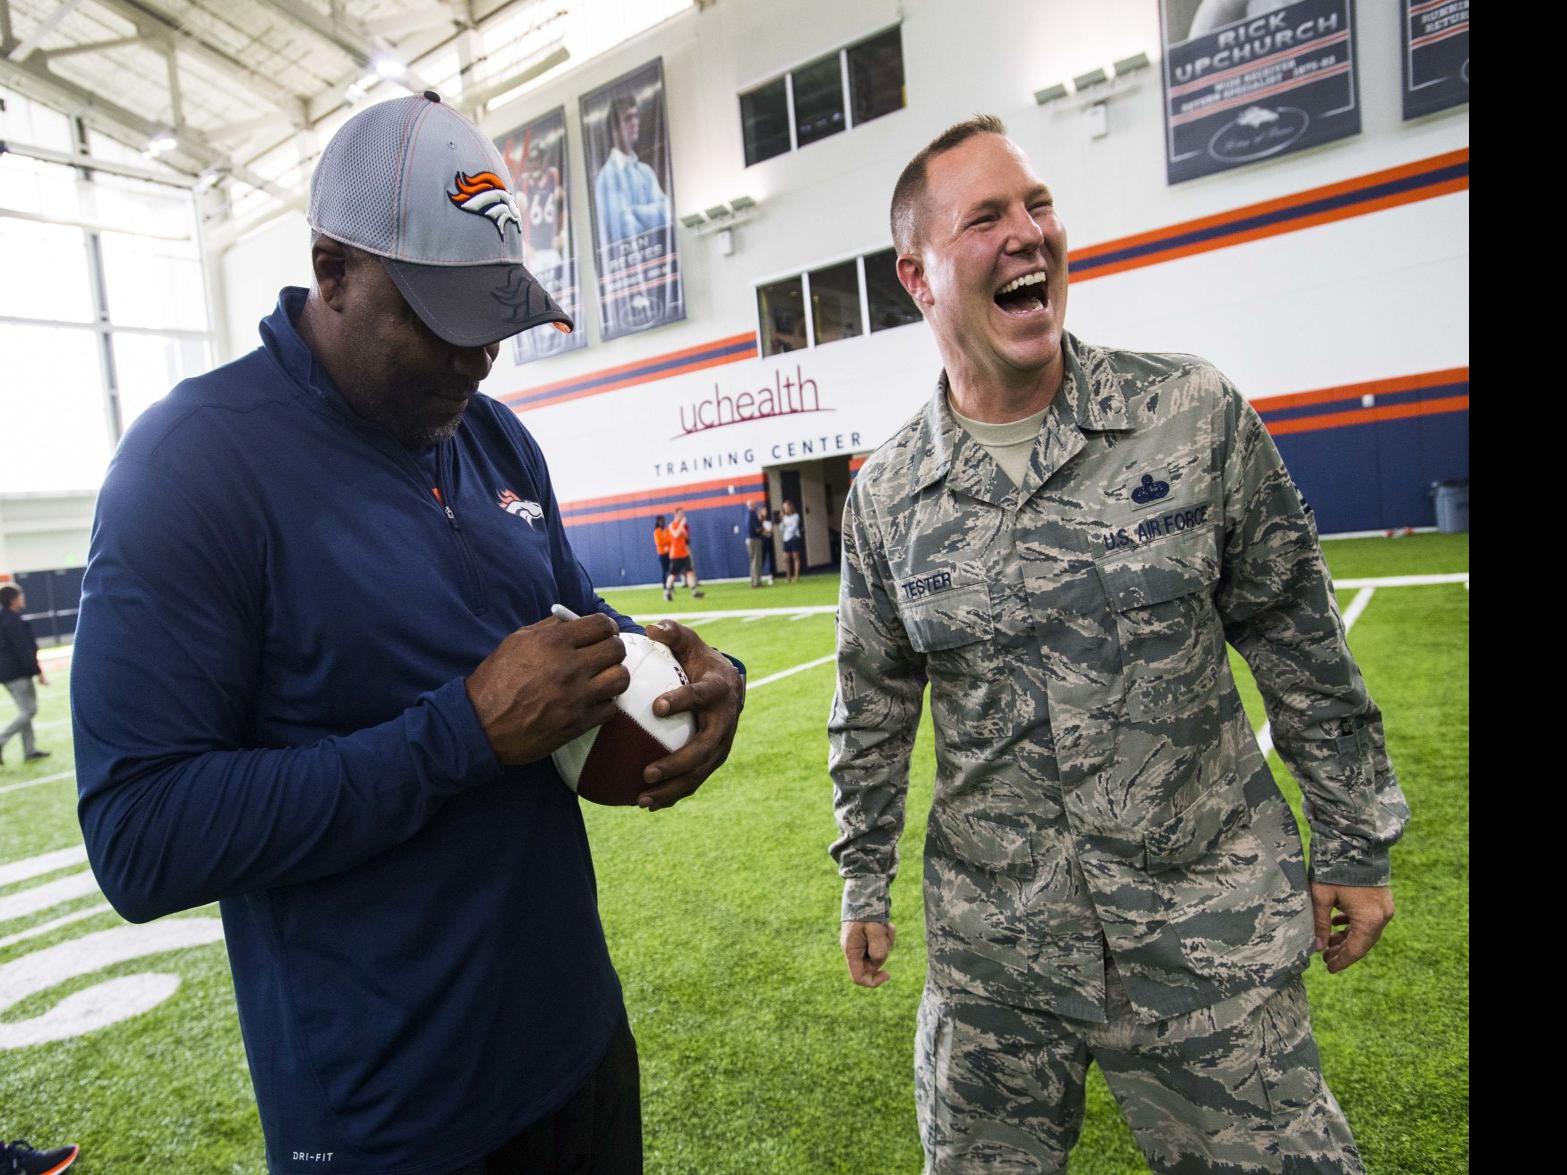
[362,6,459,41]
[91,0,306,123]
[37,34,142,59]
[7,0,88,63]
[1,134,195,186]
[0,52,298,205]
[265,0,429,90]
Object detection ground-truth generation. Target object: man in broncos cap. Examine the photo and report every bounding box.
[72,92,745,1174]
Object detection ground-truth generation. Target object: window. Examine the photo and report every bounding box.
[863,248,921,332]
[0,85,215,494]
[758,246,920,358]
[757,277,807,356]
[739,26,905,166]
[792,54,845,148]
[848,28,905,126]
[741,78,791,166]
[808,260,861,346]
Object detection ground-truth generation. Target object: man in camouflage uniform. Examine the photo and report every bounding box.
[829,116,1408,1173]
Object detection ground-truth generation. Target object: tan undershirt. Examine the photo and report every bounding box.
[950,399,1051,488]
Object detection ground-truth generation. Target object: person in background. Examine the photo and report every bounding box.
[0,584,50,768]
[761,506,777,584]
[745,501,768,588]
[778,500,804,583]
[663,506,704,602]
[653,515,672,587]
[0,1137,79,1175]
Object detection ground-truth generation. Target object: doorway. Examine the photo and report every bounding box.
[764,453,857,573]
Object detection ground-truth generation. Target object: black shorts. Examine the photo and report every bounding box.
[783,536,804,554]
[668,556,692,575]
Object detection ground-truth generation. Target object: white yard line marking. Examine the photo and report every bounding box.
[1255,586,1376,760]
[748,654,837,690]
[0,871,100,925]
[1334,573,1467,589]
[32,719,71,732]
[633,605,837,623]
[0,769,75,797]
[741,614,772,623]
[0,902,112,950]
[790,612,818,621]
[0,847,87,890]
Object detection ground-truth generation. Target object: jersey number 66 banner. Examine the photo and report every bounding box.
[496,107,585,365]
[580,58,686,342]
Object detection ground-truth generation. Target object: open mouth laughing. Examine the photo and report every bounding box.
[994,269,1050,317]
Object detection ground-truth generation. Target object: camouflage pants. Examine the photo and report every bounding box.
[915,962,1363,1174]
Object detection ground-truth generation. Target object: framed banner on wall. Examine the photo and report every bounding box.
[580,58,685,341]
[1160,0,1361,185]
[1401,0,1469,120]
[496,107,586,365]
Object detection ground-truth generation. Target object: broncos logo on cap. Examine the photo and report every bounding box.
[448,171,521,239]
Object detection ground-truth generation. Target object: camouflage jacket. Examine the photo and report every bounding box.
[828,334,1408,1022]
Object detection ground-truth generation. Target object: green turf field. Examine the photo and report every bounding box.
[0,533,1468,1172]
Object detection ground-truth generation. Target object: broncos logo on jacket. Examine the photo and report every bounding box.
[448,171,521,239]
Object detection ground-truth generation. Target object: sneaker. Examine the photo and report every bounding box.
[663,587,673,602]
[691,590,705,599]
[1,1141,79,1175]
[23,750,50,763]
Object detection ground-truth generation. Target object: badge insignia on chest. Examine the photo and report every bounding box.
[1130,473,1171,505]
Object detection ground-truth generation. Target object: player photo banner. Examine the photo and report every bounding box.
[497,107,585,364]
[1160,0,1361,186]
[581,58,685,341]
[1402,0,1469,120]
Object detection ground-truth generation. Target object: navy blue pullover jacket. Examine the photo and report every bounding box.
[73,289,632,1174]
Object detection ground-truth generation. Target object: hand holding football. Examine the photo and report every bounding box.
[552,632,694,805]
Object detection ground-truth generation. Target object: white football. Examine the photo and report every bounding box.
[551,632,694,805]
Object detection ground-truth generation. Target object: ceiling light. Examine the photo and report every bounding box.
[373,56,405,81]
[145,132,178,157]
[679,211,707,229]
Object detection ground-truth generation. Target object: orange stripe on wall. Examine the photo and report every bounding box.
[1264,395,1469,437]
[525,347,759,411]
[1254,367,1469,413]
[565,490,753,527]
[562,472,765,512]
[1075,178,1469,283]
[1070,148,1469,262]
[508,331,757,399]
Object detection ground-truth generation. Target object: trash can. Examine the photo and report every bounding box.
[1431,479,1469,533]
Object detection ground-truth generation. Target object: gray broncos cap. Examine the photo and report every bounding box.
[308,91,573,347]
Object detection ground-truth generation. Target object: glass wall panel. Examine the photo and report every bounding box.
[757,277,807,357]
[792,54,845,147]
[0,322,111,493]
[99,232,208,332]
[848,28,905,126]
[741,78,791,166]
[0,220,94,322]
[0,151,80,219]
[864,247,921,332]
[808,259,862,346]
[113,333,211,431]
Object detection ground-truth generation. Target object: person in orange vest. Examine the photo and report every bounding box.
[663,507,704,602]
[652,516,672,586]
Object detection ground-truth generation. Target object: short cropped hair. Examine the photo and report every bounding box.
[889,114,1008,255]
[0,585,20,609]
